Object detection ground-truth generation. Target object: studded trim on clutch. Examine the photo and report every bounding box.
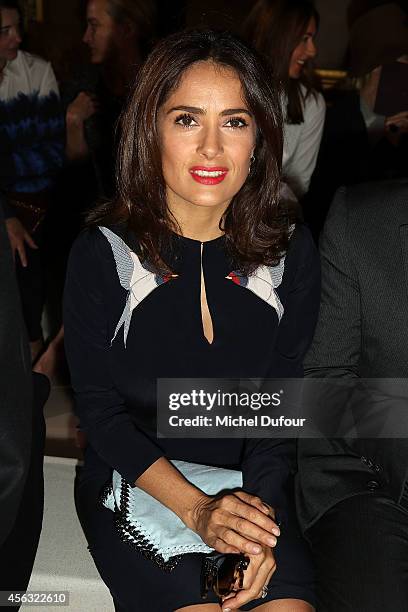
[100,478,182,572]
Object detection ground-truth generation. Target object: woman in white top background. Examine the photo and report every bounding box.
[244,0,326,199]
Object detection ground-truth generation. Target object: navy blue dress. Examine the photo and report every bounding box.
[64,224,320,611]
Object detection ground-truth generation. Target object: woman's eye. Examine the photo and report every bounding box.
[175,113,197,128]
[225,117,248,129]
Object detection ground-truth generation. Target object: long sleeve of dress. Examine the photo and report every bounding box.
[63,230,164,484]
[272,224,321,377]
[242,225,321,508]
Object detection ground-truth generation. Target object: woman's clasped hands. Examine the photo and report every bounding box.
[188,490,280,610]
[385,111,408,145]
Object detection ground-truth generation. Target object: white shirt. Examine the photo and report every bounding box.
[0,50,63,197]
[283,87,326,198]
[0,50,59,102]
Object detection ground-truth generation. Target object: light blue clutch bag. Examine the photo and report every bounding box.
[102,460,243,571]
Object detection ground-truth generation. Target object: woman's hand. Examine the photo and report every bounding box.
[385,111,408,133]
[221,545,276,611]
[66,92,98,160]
[66,91,98,126]
[385,111,408,145]
[188,490,280,555]
[5,217,37,267]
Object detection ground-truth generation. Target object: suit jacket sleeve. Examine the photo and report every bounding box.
[0,197,33,547]
[305,187,361,378]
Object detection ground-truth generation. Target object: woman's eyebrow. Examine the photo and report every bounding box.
[221,108,253,117]
[166,105,253,117]
[167,105,205,115]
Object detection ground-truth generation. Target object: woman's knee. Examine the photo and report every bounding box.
[257,599,314,611]
[174,605,221,612]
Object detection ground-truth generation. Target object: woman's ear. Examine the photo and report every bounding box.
[121,19,138,41]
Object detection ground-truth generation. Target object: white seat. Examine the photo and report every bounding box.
[22,456,113,612]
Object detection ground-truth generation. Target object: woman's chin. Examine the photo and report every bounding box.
[289,69,302,80]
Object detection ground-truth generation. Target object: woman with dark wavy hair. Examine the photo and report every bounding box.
[244,0,325,199]
[64,29,319,612]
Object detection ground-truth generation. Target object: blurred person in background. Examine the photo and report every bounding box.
[0,193,49,608]
[244,0,326,201]
[0,194,32,554]
[304,2,408,238]
[34,0,156,379]
[0,0,64,361]
[64,0,156,199]
[35,0,155,378]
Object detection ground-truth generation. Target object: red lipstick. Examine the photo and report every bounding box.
[189,166,228,185]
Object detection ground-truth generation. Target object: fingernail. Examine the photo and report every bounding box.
[272,527,280,536]
[267,536,277,547]
[252,544,261,553]
[224,608,231,612]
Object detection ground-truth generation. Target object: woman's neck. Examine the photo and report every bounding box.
[169,201,227,243]
[360,67,381,111]
[102,45,142,97]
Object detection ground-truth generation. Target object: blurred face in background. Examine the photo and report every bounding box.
[83,0,120,64]
[0,8,22,67]
[289,16,317,79]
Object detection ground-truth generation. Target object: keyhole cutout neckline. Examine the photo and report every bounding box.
[200,242,215,345]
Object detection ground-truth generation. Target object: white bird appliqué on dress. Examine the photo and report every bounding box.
[100,225,292,346]
[99,226,177,346]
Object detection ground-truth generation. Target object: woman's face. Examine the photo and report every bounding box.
[157,61,257,219]
[0,8,22,66]
[289,16,317,79]
[83,0,120,64]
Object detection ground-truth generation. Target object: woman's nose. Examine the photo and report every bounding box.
[14,27,22,45]
[197,125,223,159]
[307,38,317,58]
[83,26,92,45]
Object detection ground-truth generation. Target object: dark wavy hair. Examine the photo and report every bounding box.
[0,1,23,47]
[105,0,156,57]
[88,29,293,273]
[0,0,22,20]
[0,0,20,9]
[244,0,320,124]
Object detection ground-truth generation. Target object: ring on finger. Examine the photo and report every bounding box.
[261,585,268,599]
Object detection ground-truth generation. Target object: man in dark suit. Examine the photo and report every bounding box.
[297,180,408,611]
[0,196,48,605]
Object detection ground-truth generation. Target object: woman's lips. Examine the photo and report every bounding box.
[189,166,228,185]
